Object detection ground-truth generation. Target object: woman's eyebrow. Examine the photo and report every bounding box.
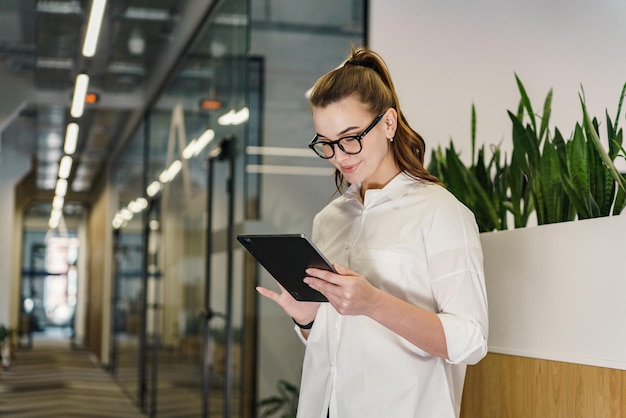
[317,125,360,139]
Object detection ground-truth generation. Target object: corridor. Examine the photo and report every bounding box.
[0,334,144,417]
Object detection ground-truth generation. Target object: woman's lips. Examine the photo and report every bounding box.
[340,163,359,174]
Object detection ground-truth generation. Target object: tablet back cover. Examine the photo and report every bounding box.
[237,233,332,302]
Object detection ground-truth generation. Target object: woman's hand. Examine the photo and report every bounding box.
[256,281,320,325]
[304,264,381,317]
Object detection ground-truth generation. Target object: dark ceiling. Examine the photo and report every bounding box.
[0,0,228,205]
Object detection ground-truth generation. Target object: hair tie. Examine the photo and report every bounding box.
[344,60,376,70]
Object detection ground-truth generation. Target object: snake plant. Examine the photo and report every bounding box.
[429,78,626,231]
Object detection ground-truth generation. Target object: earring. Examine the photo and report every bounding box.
[389,137,394,142]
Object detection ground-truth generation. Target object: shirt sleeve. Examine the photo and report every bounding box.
[427,199,489,365]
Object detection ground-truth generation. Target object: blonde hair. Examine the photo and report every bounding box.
[309,46,439,192]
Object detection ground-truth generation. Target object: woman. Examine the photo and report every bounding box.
[257,47,488,418]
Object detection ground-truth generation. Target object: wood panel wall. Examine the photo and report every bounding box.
[461,353,626,417]
[86,189,106,361]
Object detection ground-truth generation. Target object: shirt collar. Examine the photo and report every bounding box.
[342,172,417,206]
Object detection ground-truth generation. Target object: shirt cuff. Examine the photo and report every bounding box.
[438,313,488,364]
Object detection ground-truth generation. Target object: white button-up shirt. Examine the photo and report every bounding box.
[296,173,489,418]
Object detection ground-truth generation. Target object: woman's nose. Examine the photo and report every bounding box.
[333,146,350,162]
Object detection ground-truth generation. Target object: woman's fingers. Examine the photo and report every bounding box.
[256,286,279,301]
[305,264,379,316]
[256,281,321,324]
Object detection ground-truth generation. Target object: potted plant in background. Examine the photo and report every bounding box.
[0,324,15,372]
[429,77,626,230]
[257,379,299,418]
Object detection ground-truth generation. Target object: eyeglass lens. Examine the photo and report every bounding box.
[312,137,362,158]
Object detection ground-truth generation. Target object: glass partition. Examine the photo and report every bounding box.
[107,0,364,416]
[109,122,147,404]
[109,0,252,416]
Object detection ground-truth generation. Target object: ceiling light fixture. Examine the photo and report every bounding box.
[49,209,62,229]
[70,73,89,118]
[128,197,149,213]
[128,28,145,55]
[58,156,73,179]
[64,123,79,154]
[52,196,65,210]
[82,0,107,57]
[218,107,249,126]
[55,178,68,197]
[158,160,182,183]
[182,129,215,159]
[146,181,162,197]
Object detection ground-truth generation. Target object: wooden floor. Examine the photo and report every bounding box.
[0,337,145,418]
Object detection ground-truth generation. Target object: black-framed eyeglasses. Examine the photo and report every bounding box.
[308,112,386,159]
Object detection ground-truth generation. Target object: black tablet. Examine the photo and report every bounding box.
[237,233,335,302]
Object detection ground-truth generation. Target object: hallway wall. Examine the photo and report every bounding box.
[0,137,30,328]
[86,182,113,364]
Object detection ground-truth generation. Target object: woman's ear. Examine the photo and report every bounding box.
[385,108,398,138]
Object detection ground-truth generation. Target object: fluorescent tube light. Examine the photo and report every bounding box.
[112,213,125,229]
[146,181,162,197]
[158,160,182,183]
[52,196,65,210]
[120,208,133,221]
[218,109,236,125]
[182,139,197,160]
[82,0,107,57]
[49,209,62,229]
[55,178,68,197]
[232,107,249,125]
[64,123,79,153]
[166,160,182,181]
[194,129,215,154]
[128,197,148,213]
[182,129,215,159]
[70,74,89,117]
[58,155,73,179]
[218,107,249,126]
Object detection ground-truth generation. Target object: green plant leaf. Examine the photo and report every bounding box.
[539,139,566,223]
[567,125,592,218]
[539,88,553,141]
[612,82,626,135]
[471,104,477,165]
[613,185,626,215]
[580,94,626,195]
[509,111,538,174]
[515,74,537,133]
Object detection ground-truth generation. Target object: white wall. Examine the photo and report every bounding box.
[0,137,31,327]
[370,0,626,168]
